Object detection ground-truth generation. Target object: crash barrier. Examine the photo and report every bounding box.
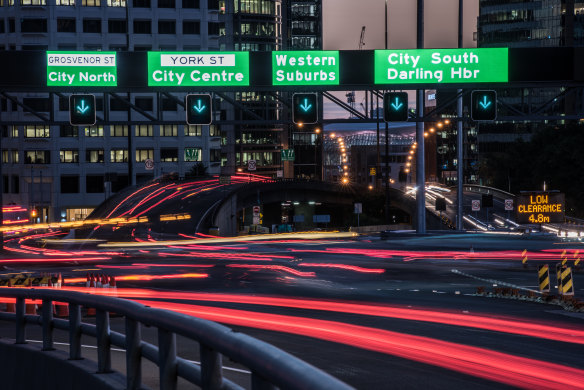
[0,273,63,288]
[0,288,354,390]
[538,264,550,292]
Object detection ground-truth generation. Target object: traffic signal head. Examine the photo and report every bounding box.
[186,94,212,125]
[471,90,497,121]
[383,92,409,122]
[292,93,318,125]
[69,94,96,126]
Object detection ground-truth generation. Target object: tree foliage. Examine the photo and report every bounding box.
[481,123,584,216]
[185,162,208,178]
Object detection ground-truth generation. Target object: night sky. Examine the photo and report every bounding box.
[322,0,479,118]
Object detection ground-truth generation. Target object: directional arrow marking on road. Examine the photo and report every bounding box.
[479,96,492,109]
[299,98,312,112]
[391,97,403,110]
[76,100,90,114]
[193,99,206,113]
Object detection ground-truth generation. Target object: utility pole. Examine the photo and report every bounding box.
[416,0,426,233]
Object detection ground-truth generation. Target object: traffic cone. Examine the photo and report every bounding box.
[89,275,95,288]
[85,273,90,288]
[109,276,116,289]
[48,277,53,288]
[85,305,96,316]
[96,274,102,288]
[25,300,37,315]
[102,274,109,288]
[55,302,69,317]
[5,299,15,313]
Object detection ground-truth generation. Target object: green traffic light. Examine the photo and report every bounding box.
[471,90,497,121]
[383,92,408,122]
[292,93,318,124]
[186,94,212,125]
[69,94,96,126]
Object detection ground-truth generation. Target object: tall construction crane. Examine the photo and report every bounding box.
[359,26,366,50]
[346,27,366,114]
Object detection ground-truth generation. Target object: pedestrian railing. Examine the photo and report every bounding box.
[0,288,354,390]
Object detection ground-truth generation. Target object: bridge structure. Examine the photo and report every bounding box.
[84,176,448,239]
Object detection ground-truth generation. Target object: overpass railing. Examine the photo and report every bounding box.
[0,288,354,390]
[463,184,515,199]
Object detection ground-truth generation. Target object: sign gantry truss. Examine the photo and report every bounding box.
[1,48,584,125]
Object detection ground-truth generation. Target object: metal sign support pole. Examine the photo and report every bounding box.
[456,0,464,231]
[416,0,426,234]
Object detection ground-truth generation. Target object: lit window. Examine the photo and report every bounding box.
[110,149,128,163]
[135,149,154,162]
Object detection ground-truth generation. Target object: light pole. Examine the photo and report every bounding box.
[415,0,426,233]
[456,0,464,231]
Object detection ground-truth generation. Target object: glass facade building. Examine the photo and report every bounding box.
[0,0,305,222]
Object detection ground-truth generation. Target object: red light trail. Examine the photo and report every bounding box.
[131,299,584,390]
[298,263,385,274]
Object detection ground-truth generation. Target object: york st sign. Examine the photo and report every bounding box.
[47,52,117,86]
[147,52,250,87]
[374,48,508,85]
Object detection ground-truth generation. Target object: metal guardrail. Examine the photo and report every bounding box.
[463,184,515,199]
[0,288,354,390]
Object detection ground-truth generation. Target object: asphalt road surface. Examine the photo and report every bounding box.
[0,231,583,389]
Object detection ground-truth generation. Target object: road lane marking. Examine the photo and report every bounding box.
[26,339,251,374]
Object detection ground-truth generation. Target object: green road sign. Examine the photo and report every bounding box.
[383,92,408,122]
[374,48,508,85]
[47,51,117,87]
[184,148,200,162]
[471,90,497,121]
[292,93,318,124]
[281,149,295,161]
[219,175,231,185]
[69,94,96,126]
[272,51,340,86]
[147,52,250,87]
[186,94,212,125]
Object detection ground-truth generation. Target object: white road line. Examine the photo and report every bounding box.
[26,339,251,374]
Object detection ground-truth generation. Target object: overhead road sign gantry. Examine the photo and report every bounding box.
[16,47,582,93]
[292,93,318,125]
[69,94,96,126]
[383,92,409,122]
[185,94,212,125]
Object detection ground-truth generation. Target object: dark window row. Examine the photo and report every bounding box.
[0,17,202,34]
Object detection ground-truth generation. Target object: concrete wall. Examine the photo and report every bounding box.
[0,340,126,390]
